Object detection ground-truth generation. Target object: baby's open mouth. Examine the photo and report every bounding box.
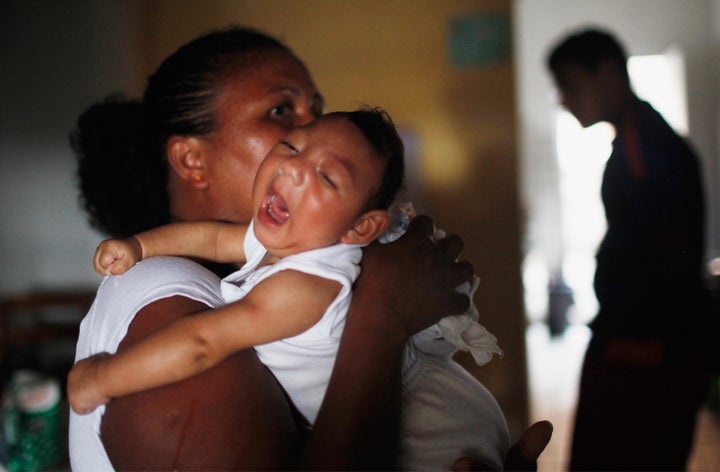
[263,192,290,224]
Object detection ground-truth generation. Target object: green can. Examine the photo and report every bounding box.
[3,371,61,472]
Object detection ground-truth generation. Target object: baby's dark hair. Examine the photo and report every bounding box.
[71,26,293,237]
[547,28,629,81]
[332,107,405,210]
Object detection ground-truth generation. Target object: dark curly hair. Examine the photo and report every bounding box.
[71,26,293,237]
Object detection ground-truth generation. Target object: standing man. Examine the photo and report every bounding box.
[547,28,708,470]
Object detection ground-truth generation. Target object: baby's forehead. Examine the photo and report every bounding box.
[292,113,382,167]
[289,112,348,132]
[307,113,364,140]
[312,114,384,166]
[315,112,352,127]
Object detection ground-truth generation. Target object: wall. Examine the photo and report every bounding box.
[0,0,145,294]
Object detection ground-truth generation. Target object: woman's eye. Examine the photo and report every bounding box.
[270,103,293,118]
[310,93,326,118]
[311,102,324,118]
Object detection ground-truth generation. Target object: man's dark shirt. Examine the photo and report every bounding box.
[592,100,705,347]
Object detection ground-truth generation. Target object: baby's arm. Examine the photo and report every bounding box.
[93,221,249,275]
[67,270,340,414]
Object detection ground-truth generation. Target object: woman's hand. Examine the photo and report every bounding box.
[67,352,112,415]
[305,215,475,469]
[359,214,474,338]
[452,420,554,471]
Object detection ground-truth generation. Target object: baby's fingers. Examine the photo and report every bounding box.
[71,403,98,416]
[106,258,135,276]
[100,254,117,272]
[94,241,117,273]
[67,354,111,415]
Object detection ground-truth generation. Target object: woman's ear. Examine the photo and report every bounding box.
[166,136,208,189]
[340,210,390,245]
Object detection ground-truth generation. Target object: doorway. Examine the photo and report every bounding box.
[523,48,692,469]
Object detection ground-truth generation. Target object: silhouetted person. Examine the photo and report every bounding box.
[547,28,708,471]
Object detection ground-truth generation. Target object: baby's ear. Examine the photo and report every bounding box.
[341,210,390,245]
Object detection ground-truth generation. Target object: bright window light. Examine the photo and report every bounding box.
[628,46,689,135]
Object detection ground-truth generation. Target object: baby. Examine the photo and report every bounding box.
[68,107,405,424]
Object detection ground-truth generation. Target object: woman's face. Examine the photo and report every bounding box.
[197,50,324,224]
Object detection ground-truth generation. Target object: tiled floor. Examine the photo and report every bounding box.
[526,322,720,471]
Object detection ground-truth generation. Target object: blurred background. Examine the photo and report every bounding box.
[1,0,719,469]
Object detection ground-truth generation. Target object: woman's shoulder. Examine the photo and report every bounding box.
[77,257,225,357]
[102,256,222,297]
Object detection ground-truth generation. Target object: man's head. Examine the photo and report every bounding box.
[547,28,634,127]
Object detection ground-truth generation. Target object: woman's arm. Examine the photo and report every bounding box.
[68,271,339,413]
[302,215,474,469]
[303,216,551,470]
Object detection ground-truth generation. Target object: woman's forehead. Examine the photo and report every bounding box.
[211,62,319,125]
[229,50,317,92]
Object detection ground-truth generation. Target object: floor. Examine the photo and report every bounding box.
[526,322,720,471]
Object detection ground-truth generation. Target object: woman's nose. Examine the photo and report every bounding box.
[294,111,315,127]
[294,102,318,127]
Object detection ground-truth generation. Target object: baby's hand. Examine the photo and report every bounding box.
[67,353,112,415]
[94,237,142,275]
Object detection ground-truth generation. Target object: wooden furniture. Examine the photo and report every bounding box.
[0,291,94,388]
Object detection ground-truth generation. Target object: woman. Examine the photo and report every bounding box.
[70,26,549,470]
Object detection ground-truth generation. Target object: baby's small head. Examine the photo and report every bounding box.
[252,106,405,257]
[329,107,405,212]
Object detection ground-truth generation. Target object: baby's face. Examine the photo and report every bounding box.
[251,114,384,257]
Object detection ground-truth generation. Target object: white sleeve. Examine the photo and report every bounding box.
[399,348,510,470]
[74,256,224,360]
[69,256,224,472]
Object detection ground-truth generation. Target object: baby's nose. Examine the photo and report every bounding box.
[280,159,305,185]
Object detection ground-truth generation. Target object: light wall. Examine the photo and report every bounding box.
[0,0,144,294]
